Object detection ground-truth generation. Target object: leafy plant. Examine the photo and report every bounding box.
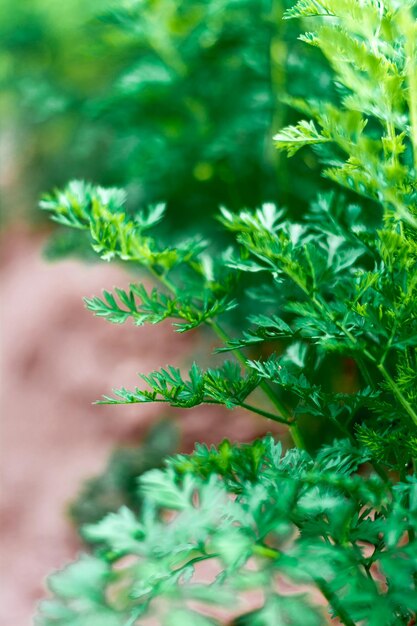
[0,0,276,221]
[36,1,417,624]
[1,0,331,225]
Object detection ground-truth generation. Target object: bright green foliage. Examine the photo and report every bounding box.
[40,181,204,267]
[272,119,330,155]
[84,285,235,332]
[41,180,237,332]
[1,0,291,221]
[277,0,417,227]
[2,0,333,224]
[36,1,417,624]
[100,362,260,412]
[36,438,417,626]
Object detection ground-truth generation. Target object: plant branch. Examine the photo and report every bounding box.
[403,10,417,176]
[316,578,357,626]
[377,362,417,428]
[147,265,304,445]
[240,402,291,425]
[210,320,306,447]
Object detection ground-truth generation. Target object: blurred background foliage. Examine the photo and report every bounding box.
[0,0,333,230]
[69,419,179,531]
[0,0,334,526]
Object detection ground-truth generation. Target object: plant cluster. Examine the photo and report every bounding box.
[1,0,311,223]
[35,1,417,625]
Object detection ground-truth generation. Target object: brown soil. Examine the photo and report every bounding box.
[0,228,274,625]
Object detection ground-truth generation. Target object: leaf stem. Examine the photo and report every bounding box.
[252,544,281,560]
[305,291,417,430]
[210,320,305,447]
[315,578,357,626]
[377,362,417,428]
[100,396,292,425]
[240,402,291,425]
[210,321,291,417]
[148,267,304,446]
[403,10,417,175]
[172,553,218,577]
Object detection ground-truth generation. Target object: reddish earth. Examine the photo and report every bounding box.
[0,228,276,625]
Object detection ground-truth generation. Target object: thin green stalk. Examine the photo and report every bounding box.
[403,9,417,174]
[400,481,417,588]
[209,320,292,419]
[336,315,417,430]
[172,553,218,577]
[268,0,287,183]
[240,402,291,425]
[380,273,417,367]
[252,544,281,560]
[316,579,357,626]
[210,320,306,448]
[385,119,399,168]
[100,398,292,423]
[147,267,305,447]
[356,355,376,389]
[148,267,178,294]
[296,288,380,408]
[377,362,417,428]
[289,421,306,449]
[306,291,417,430]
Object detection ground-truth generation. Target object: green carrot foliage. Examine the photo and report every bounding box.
[36,1,417,624]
